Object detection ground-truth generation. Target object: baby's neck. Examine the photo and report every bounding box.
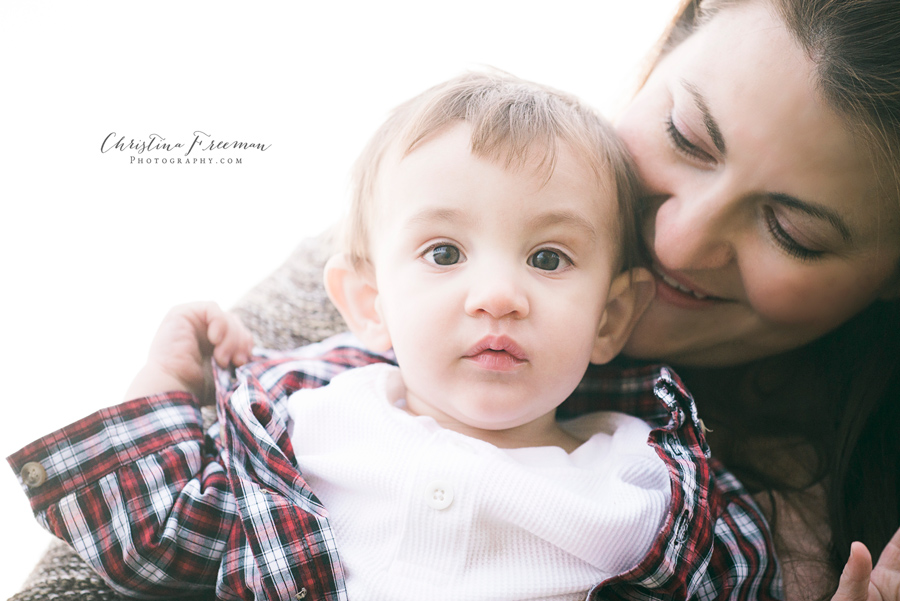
[476,425,583,454]
[407,406,584,453]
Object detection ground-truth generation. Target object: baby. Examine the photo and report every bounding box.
[291,71,662,598]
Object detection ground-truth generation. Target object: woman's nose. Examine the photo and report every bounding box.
[464,266,530,320]
[649,188,737,270]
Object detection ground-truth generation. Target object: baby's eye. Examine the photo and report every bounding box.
[429,244,461,265]
[529,249,562,271]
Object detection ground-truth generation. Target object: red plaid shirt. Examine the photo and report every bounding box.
[8,333,782,600]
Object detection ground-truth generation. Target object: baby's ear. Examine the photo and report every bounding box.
[323,253,392,352]
[591,268,655,365]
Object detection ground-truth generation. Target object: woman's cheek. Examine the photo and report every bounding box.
[741,257,879,328]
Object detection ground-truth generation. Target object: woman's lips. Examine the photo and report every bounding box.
[464,335,527,372]
[655,268,712,299]
[652,265,729,309]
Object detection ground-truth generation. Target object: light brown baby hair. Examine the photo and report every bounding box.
[343,70,643,273]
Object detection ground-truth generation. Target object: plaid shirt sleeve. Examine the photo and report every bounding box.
[7,392,231,598]
[567,364,784,600]
[7,333,392,600]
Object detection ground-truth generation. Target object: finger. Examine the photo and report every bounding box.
[223,313,255,366]
[869,526,900,601]
[211,312,253,367]
[211,331,233,368]
[149,302,215,361]
[205,303,242,367]
[231,337,252,366]
[833,542,873,601]
[876,525,900,568]
[204,303,228,347]
[237,317,256,364]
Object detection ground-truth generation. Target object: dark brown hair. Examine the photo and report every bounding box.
[646,0,900,586]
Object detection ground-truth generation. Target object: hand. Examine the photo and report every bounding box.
[125,302,255,404]
[832,528,900,601]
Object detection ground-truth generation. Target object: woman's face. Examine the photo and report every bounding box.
[617,0,900,366]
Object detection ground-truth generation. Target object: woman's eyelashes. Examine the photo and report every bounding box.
[762,206,825,261]
[665,114,715,164]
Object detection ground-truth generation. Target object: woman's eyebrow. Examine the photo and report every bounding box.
[683,80,727,156]
[770,193,853,242]
[678,80,853,243]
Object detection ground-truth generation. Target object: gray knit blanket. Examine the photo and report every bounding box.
[10,234,346,601]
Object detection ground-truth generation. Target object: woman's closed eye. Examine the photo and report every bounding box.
[762,206,826,261]
[665,114,716,165]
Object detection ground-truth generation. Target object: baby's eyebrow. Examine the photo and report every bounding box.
[527,211,599,241]
[404,207,473,228]
[403,206,600,242]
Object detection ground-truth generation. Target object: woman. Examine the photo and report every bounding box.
[615,0,900,598]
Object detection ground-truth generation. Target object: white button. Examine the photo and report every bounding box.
[425,480,454,510]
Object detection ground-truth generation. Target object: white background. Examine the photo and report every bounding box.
[0,1,680,594]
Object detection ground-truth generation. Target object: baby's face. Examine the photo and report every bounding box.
[367,122,622,435]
